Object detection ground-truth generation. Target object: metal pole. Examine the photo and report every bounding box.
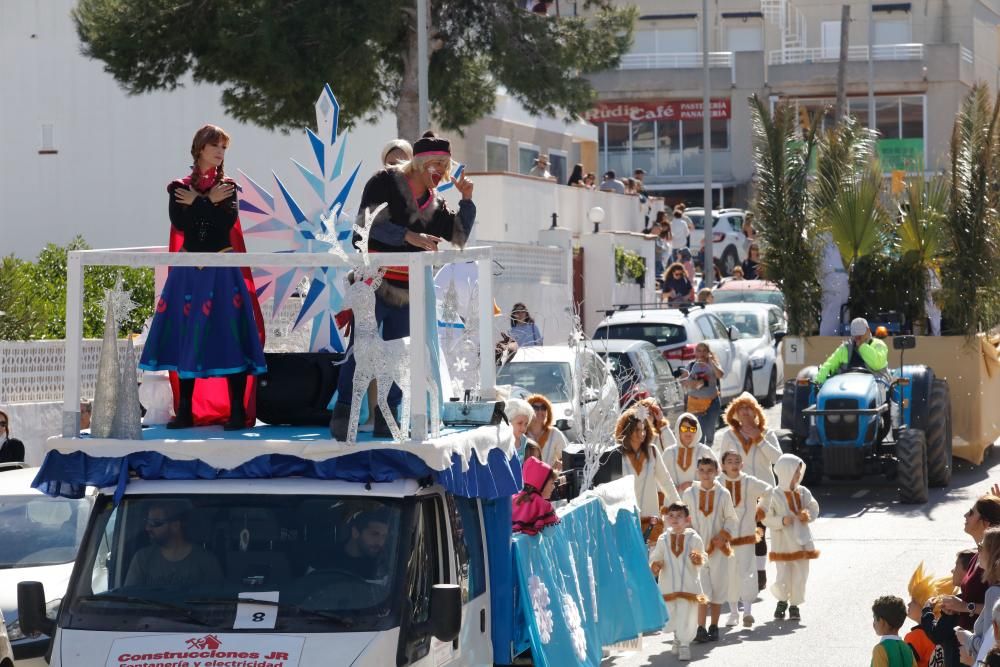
[417,0,430,131]
[868,0,875,128]
[63,251,84,437]
[701,0,714,282]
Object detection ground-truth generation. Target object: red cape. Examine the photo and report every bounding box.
[166,171,266,426]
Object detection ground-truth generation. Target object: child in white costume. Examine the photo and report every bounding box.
[763,453,820,621]
[616,407,680,547]
[650,502,707,662]
[719,449,772,628]
[664,412,715,495]
[682,455,738,643]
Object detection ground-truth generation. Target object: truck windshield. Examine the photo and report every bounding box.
[62,494,408,633]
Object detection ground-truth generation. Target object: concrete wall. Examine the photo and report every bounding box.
[577,232,657,335]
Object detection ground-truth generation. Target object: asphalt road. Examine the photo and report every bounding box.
[603,403,997,667]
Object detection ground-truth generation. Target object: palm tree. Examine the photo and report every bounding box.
[940,84,1000,336]
[748,94,822,336]
[895,171,948,329]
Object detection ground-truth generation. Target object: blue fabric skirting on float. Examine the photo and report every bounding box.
[138,266,266,378]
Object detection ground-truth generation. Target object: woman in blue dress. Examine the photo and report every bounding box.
[139,125,266,430]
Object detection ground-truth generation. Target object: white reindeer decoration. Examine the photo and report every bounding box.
[331,205,441,442]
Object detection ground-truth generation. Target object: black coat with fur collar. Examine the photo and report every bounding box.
[355,167,474,305]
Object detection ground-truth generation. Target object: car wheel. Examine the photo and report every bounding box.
[743,369,754,396]
[722,246,739,275]
[762,366,777,408]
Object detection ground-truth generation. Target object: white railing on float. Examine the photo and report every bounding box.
[60,246,495,442]
[768,43,925,65]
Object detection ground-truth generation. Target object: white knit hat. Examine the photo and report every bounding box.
[850,317,870,337]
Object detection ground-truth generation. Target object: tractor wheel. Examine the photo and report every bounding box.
[762,367,778,408]
[776,429,796,454]
[896,428,929,504]
[926,379,952,488]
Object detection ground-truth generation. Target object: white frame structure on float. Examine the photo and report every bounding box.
[60,246,496,442]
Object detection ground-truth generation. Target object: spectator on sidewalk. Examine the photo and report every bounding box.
[568,163,586,187]
[939,495,1000,630]
[380,139,413,167]
[600,170,625,194]
[583,173,597,189]
[671,208,692,255]
[0,409,25,464]
[529,155,555,180]
[662,262,695,306]
[509,303,543,347]
[681,343,724,447]
[742,244,761,280]
[525,394,567,471]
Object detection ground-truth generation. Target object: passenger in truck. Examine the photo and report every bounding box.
[124,502,222,589]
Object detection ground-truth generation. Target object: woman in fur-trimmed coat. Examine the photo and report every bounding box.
[329,132,476,440]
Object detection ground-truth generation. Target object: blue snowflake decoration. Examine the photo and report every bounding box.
[238,84,363,353]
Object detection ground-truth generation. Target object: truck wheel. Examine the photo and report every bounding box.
[762,367,778,408]
[926,379,952,488]
[897,428,929,504]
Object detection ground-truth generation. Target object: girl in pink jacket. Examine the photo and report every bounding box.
[512,457,560,536]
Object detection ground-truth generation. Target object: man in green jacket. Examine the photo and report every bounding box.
[816,317,889,384]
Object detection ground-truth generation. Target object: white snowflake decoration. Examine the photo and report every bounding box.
[528,575,554,644]
[634,403,650,422]
[587,555,599,623]
[453,357,470,373]
[561,593,588,661]
[100,274,138,330]
[238,84,362,353]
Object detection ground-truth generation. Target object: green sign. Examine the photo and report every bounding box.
[877,138,924,171]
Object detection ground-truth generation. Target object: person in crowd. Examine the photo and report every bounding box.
[763,453,820,621]
[662,262,694,306]
[919,549,977,667]
[679,248,696,284]
[583,172,597,189]
[728,265,745,281]
[742,212,756,242]
[512,456,560,535]
[742,243,762,280]
[720,449,772,629]
[567,163,586,187]
[699,263,723,291]
[633,168,649,197]
[138,124,266,431]
[871,595,918,667]
[125,502,223,588]
[696,288,714,305]
[330,131,475,440]
[670,209,692,256]
[663,413,714,495]
[0,410,24,463]
[957,527,1000,662]
[79,400,92,431]
[529,155,554,180]
[650,501,706,662]
[683,455,738,643]
[816,317,889,385]
[616,407,680,547]
[939,495,1000,630]
[525,394,567,471]
[505,398,537,462]
[682,343,724,447]
[717,392,783,590]
[509,303,543,347]
[623,177,636,195]
[904,562,956,667]
[600,170,626,194]
[639,397,678,450]
[380,139,413,167]
[315,508,392,579]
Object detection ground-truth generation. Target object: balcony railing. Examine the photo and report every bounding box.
[619,51,734,70]
[768,43,925,65]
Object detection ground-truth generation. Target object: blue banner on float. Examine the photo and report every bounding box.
[512,497,668,666]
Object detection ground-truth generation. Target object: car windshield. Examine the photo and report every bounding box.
[64,494,408,633]
[713,290,785,309]
[0,495,90,567]
[594,323,686,348]
[715,312,763,338]
[496,361,573,401]
[686,213,718,231]
[602,353,637,389]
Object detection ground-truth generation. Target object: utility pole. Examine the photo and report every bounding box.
[417,0,429,132]
[701,0,713,280]
[835,5,850,121]
[867,0,875,128]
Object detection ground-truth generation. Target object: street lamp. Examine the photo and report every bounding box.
[588,207,605,233]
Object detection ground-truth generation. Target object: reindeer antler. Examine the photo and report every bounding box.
[353,203,387,279]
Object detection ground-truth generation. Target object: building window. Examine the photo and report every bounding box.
[602,123,630,177]
[518,144,539,175]
[874,19,911,45]
[486,138,509,172]
[876,98,901,139]
[900,96,923,139]
[726,25,763,52]
[821,21,842,60]
[549,151,568,183]
[630,27,698,55]
[631,121,656,177]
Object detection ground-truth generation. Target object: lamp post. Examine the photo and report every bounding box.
[701,0,714,280]
[589,207,605,234]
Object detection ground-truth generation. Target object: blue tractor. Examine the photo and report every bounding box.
[778,335,952,503]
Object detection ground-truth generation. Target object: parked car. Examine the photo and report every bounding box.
[592,305,751,403]
[496,345,619,441]
[586,339,686,419]
[683,208,750,276]
[704,303,786,407]
[0,468,95,666]
[712,279,785,311]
